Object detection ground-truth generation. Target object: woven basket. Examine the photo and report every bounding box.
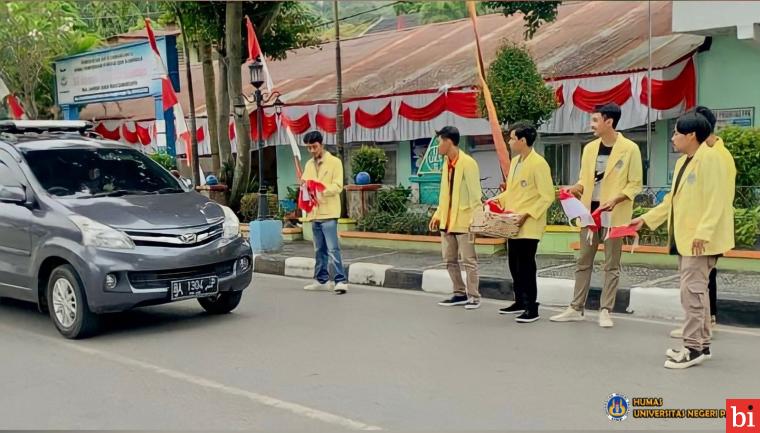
[469,206,522,238]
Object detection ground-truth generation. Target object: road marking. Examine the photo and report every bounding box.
[263,274,760,338]
[0,324,383,431]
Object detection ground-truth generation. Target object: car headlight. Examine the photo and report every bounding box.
[221,205,240,239]
[69,215,135,250]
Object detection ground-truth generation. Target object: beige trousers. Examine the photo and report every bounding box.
[441,233,480,299]
[571,228,624,312]
[679,256,717,351]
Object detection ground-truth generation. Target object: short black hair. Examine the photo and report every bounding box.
[694,106,717,132]
[676,112,712,143]
[303,131,323,145]
[593,103,622,128]
[509,121,537,147]
[436,126,460,146]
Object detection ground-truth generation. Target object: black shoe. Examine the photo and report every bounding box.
[499,302,525,315]
[516,304,540,323]
[664,347,705,369]
[438,295,469,307]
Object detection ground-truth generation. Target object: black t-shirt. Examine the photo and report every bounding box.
[590,144,613,212]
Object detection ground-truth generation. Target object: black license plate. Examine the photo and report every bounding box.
[170,276,219,300]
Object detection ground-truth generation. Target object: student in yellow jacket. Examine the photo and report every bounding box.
[670,106,737,339]
[429,126,483,309]
[632,112,733,369]
[490,122,555,323]
[300,131,348,295]
[550,103,643,328]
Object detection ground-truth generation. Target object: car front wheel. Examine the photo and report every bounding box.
[47,265,99,339]
[198,291,243,314]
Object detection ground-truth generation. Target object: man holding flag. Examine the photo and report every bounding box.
[550,103,642,328]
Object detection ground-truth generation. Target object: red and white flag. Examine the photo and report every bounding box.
[145,18,191,167]
[245,16,301,178]
[0,77,27,120]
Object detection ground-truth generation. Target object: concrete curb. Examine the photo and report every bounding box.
[253,255,760,327]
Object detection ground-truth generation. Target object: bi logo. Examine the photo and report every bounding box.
[605,393,630,422]
[727,399,759,432]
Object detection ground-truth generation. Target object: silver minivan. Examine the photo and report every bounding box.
[0,121,253,338]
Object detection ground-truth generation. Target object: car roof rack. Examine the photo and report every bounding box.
[0,120,93,135]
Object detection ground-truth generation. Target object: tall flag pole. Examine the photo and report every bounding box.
[467,1,510,182]
[145,18,191,167]
[245,16,302,179]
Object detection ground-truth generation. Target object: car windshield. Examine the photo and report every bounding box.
[23,147,184,198]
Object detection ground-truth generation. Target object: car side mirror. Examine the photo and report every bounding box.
[180,177,193,190]
[0,184,27,204]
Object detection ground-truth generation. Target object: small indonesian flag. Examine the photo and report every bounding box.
[558,189,595,228]
[298,180,326,213]
[607,223,641,253]
[485,199,513,214]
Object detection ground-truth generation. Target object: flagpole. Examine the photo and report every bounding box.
[646,0,652,183]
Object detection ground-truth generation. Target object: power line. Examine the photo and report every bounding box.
[313,1,403,28]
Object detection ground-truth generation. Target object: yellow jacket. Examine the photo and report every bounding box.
[433,151,482,234]
[577,133,643,227]
[493,150,555,240]
[712,137,737,206]
[641,143,734,256]
[301,150,343,221]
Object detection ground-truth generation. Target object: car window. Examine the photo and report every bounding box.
[0,161,21,187]
[22,147,183,198]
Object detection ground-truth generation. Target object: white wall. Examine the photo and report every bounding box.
[673,1,760,40]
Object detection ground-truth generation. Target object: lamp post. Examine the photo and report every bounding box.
[239,57,284,221]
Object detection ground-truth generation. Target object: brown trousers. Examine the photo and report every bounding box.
[441,233,480,299]
[679,256,717,351]
[571,228,624,312]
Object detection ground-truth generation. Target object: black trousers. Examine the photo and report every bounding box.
[507,238,540,308]
[709,267,717,318]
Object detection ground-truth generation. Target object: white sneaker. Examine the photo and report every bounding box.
[598,309,614,328]
[304,281,330,291]
[333,282,348,295]
[550,306,584,322]
[670,326,684,339]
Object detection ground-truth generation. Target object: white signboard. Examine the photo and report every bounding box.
[55,37,172,106]
[715,107,754,130]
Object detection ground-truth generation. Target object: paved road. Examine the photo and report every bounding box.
[1,274,758,431]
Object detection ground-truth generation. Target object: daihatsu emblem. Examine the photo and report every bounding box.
[179,233,197,244]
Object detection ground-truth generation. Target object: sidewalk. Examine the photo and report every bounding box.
[254,241,760,327]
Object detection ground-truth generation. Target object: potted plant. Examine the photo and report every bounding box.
[349,145,387,187]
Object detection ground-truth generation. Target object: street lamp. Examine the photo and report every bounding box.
[244,56,284,221]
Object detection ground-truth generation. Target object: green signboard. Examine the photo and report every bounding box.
[416,135,443,175]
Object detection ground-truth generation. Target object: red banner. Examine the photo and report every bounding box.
[572,78,632,113]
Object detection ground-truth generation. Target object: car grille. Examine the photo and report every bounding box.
[126,223,224,248]
[128,260,236,290]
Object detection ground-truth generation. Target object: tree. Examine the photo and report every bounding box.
[482,1,562,39]
[0,1,100,119]
[719,126,760,208]
[159,1,320,201]
[481,43,557,127]
[75,1,163,39]
[226,1,250,209]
